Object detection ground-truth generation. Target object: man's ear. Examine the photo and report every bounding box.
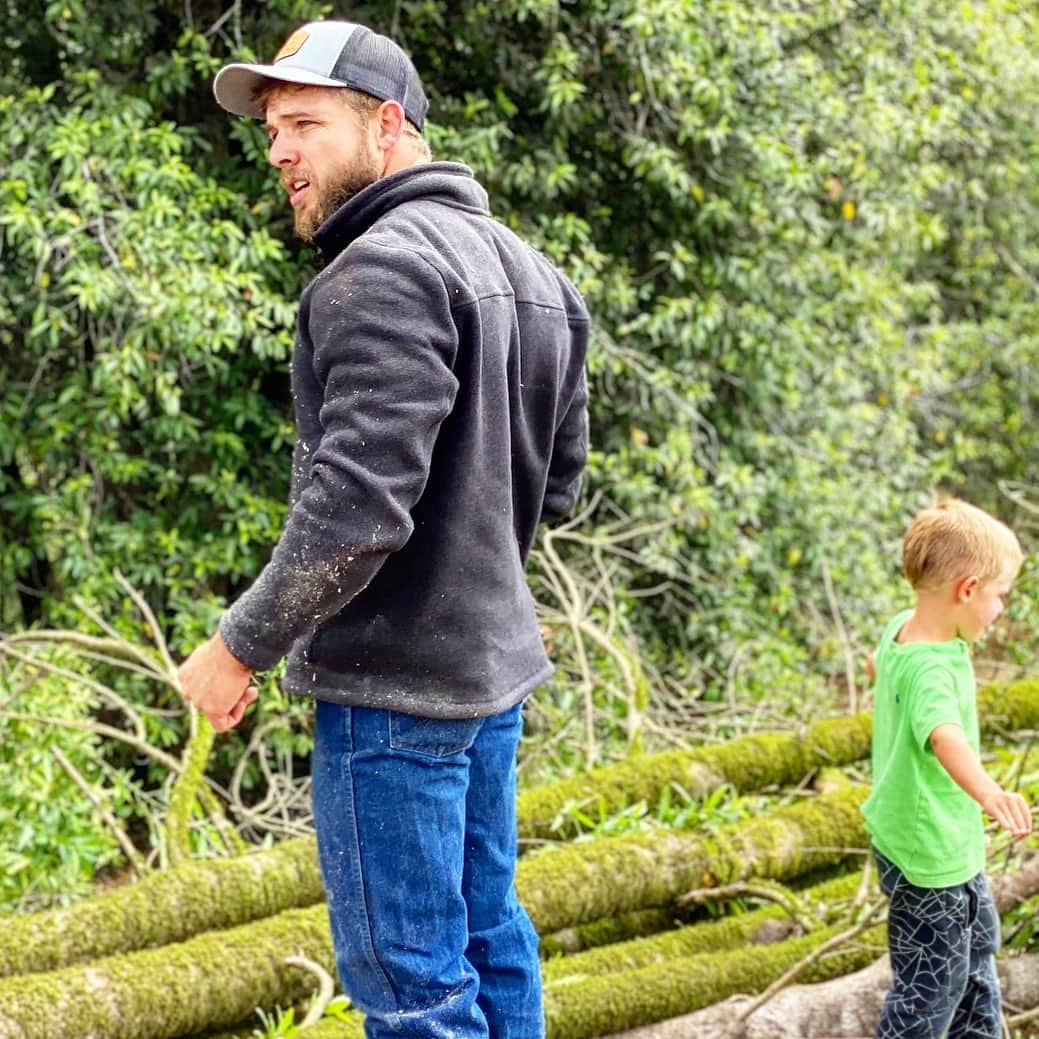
[374,100,405,152]
[954,575,980,603]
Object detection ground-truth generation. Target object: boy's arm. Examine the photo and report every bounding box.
[930,723,1032,837]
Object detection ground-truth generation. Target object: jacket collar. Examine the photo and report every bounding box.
[313,162,490,261]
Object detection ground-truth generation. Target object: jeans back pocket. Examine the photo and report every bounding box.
[389,712,484,758]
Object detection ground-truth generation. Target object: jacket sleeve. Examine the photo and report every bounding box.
[540,336,589,525]
[220,242,459,671]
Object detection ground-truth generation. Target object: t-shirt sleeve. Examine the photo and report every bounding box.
[907,665,963,753]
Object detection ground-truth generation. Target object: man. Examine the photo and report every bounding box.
[177,20,589,1039]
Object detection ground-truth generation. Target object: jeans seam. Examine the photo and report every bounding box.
[341,708,400,1022]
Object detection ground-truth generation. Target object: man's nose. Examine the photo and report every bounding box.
[268,135,298,168]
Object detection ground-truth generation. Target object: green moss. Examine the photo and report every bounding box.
[979,678,1039,733]
[516,712,874,842]
[540,907,694,958]
[542,869,865,982]
[166,714,216,867]
[0,905,333,1039]
[517,785,869,934]
[0,838,323,978]
[542,922,888,1039]
[296,1016,367,1039]
[518,678,1039,844]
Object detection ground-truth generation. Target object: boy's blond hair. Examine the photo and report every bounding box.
[903,498,1023,591]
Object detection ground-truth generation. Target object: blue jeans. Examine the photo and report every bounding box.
[874,848,1002,1039]
[311,699,543,1039]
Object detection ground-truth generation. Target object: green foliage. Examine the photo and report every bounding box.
[3,0,1039,890]
[252,996,353,1039]
[549,781,747,842]
[0,650,143,910]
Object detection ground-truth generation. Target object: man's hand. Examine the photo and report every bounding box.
[178,631,258,732]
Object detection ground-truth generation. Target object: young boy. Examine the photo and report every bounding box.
[862,498,1032,1039]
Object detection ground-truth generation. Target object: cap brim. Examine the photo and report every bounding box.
[213,62,347,118]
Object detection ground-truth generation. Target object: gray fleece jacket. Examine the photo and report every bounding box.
[220,162,589,718]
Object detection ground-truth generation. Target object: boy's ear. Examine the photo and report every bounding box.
[954,575,980,603]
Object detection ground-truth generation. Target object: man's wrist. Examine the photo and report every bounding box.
[214,630,253,674]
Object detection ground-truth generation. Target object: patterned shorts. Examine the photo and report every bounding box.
[874,848,1002,1039]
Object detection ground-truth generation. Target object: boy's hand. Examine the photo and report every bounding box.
[981,789,1033,838]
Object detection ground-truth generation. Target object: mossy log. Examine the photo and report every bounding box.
[0,905,334,1039]
[608,951,1039,1039]
[4,681,1033,983]
[544,855,1039,1039]
[542,919,886,1039]
[4,848,1032,1039]
[294,1018,367,1039]
[517,784,869,934]
[542,869,864,983]
[594,855,1039,1039]
[0,790,867,1037]
[517,677,1039,841]
[540,907,699,958]
[0,837,322,978]
[0,786,865,981]
[517,712,873,841]
[279,860,1039,1039]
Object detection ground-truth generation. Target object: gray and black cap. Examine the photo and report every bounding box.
[213,21,429,130]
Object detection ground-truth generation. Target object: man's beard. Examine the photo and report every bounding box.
[295,149,381,243]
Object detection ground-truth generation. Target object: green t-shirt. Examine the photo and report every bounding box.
[861,608,985,887]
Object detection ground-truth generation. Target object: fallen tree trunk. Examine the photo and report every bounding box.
[0,789,868,1038]
[542,869,863,983]
[602,854,1039,1039]
[608,948,1039,1039]
[5,682,1035,981]
[4,839,1031,1039]
[518,784,869,934]
[0,838,322,979]
[518,713,873,842]
[0,784,867,982]
[289,949,1039,1039]
[0,905,334,1039]
[516,677,1039,841]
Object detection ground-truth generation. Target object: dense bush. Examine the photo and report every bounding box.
[2,0,1038,787]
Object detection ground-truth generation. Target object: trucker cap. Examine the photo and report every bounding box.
[213,21,429,130]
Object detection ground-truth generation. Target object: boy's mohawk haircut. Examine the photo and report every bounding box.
[903,498,1022,591]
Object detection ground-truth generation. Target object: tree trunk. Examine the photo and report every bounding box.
[518,712,873,842]
[605,949,1039,1039]
[542,870,863,984]
[0,905,333,1039]
[603,854,1039,1039]
[0,789,868,1038]
[517,677,1039,841]
[5,683,1035,980]
[0,838,322,978]
[518,785,869,934]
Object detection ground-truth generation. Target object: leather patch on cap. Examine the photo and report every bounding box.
[275,29,308,62]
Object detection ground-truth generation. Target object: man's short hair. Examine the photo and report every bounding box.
[252,81,430,155]
[903,498,1022,590]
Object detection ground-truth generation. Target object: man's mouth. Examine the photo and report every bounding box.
[285,177,311,207]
